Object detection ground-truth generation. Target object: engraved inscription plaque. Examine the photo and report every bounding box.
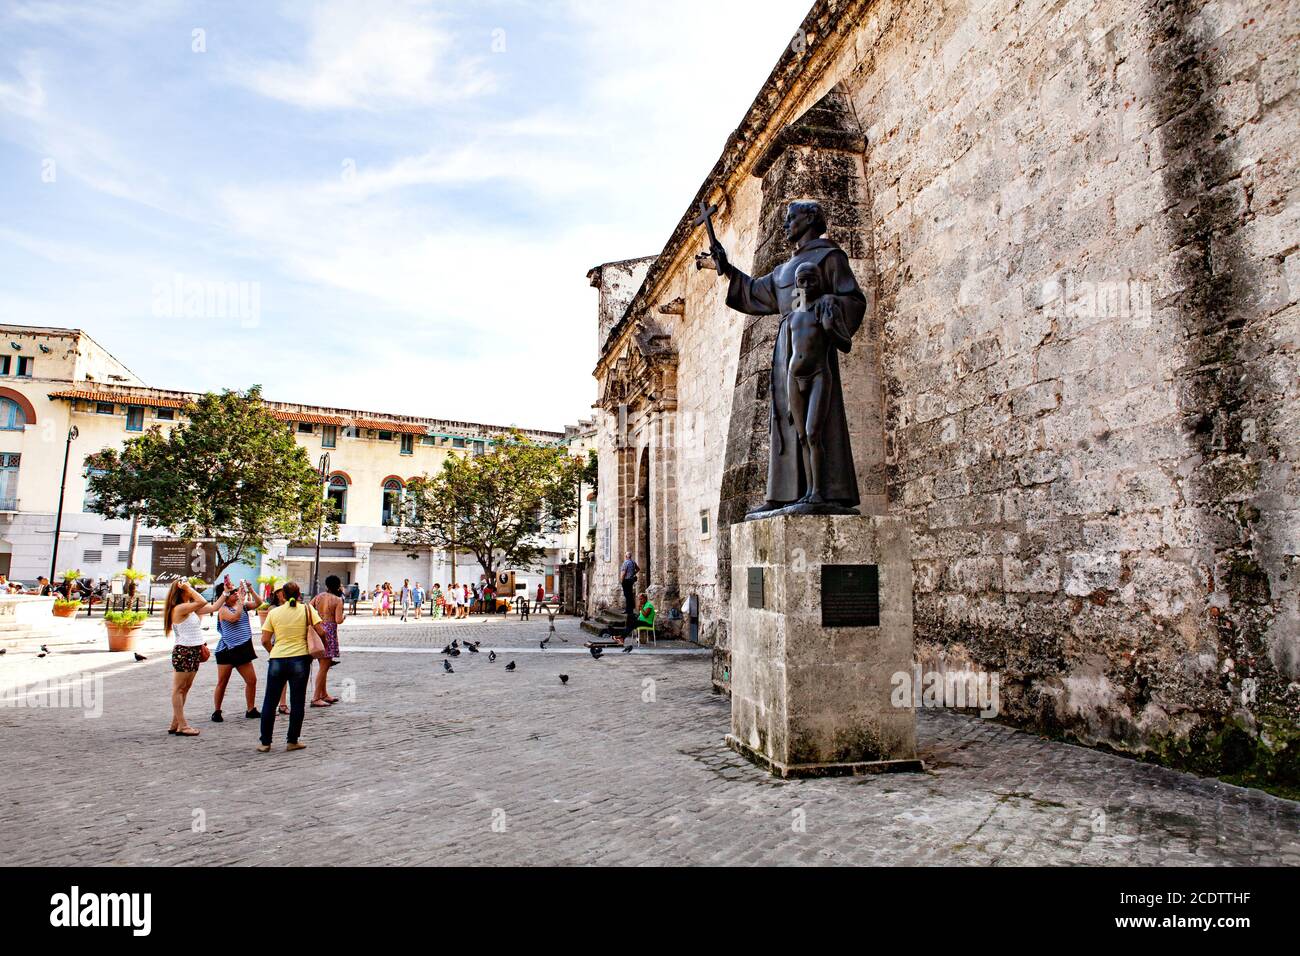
[747,567,765,610]
[821,564,880,627]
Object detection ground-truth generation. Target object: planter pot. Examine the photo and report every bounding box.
[52,603,80,618]
[105,623,143,652]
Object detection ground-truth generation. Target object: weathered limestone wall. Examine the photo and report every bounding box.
[839,0,1298,778]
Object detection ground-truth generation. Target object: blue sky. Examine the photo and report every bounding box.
[0,0,809,430]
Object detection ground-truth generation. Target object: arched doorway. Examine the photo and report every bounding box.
[636,445,650,588]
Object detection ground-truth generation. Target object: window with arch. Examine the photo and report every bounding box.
[381,479,404,527]
[0,397,26,431]
[327,474,348,524]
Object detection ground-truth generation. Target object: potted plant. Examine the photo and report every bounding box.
[52,569,82,616]
[122,567,148,598]
[52,596,81,618]
[104,609,148,652]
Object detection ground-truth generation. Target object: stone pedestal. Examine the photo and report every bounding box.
[726,514,921,777]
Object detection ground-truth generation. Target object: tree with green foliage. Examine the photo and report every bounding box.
[84,387,336,583]
[396,431,584,582]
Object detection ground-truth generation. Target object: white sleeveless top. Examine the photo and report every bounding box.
[171,611,205,647]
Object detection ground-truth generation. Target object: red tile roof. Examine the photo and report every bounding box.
[47,386,558,439]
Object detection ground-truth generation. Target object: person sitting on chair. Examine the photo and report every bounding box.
[615,593,656,644]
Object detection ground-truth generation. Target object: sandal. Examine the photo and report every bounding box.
[175,727,200,737]
[278,705,289,715]
[310,699,331,708]
[325,695,340,704]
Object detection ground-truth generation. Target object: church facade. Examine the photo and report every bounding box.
[590,0,1299,779]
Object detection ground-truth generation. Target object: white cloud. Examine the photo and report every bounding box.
[0,55,46,118]
[233,0,494,110]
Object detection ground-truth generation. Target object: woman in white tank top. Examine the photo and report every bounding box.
[164,580,219,737]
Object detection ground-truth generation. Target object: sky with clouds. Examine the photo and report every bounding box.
[0,0,810,431]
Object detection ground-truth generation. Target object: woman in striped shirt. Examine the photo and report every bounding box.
[212,579,262,722]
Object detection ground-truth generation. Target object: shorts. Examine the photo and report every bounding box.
[214,640,256,667]
[171,644,204,673]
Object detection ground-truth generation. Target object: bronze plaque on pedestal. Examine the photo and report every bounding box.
[821,564,879,627]
[747,567,765,609]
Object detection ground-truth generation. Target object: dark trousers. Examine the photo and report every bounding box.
[260,655,311,745]
[622,578,637,628]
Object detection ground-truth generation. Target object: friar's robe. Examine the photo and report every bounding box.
[725,237,866,507]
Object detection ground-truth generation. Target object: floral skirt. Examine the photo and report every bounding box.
[320,620,340,659]
[171,643,203,673]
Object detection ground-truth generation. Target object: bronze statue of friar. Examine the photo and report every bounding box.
[704,199,866,519]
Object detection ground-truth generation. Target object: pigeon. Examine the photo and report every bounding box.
[134,652,148,662]
[622,643,635,653]
[441,643,453,655]
[40,644,50,654]
[488,650,496,662]
[505,660,516,671]
[450,647,461,657]
[451,639,459,649]
[0,648,6,655]
[559,674,569,685]
[590,646,603,660]
[540,637,550,650]
[442,660,454,673]
[37,652,47,658]
[466,643,480,653]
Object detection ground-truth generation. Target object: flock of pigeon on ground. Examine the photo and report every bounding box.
[6,631,639,686]
[438,635,635,685]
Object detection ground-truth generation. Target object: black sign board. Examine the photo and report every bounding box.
[747,567,765,610]
[821,564,880,627]
[151,539,219,584]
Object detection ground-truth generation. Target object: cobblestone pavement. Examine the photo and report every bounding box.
[1,618,1296,866]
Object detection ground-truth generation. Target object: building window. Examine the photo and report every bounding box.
[0,356,10,375]
[0,453,18,510]
[378,430,394,442]
[0,397,25,431]
[117,550,129,562]
[125,407,144,431]
[321,424,337,448]
[83,466,108,512]
[16,356,32,377]
[342,424,359,439]
[96,402,114,415]
[103,533,121,546]
[139,535,154,546]
[83,549,102,563]
[420,434,436,446]
[155,407,175,421]
[381,479,404,527]
[297,422,313,434]
[452,437,466,449]
[700,509,711,537]
[400,434,413,456]
[472,440,485,456]
[327,475,348,524]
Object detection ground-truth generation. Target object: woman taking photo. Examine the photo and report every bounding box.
[309,575,345,708]
[212,580,262,722]
[164,580,216,737]
[258,581,326,753]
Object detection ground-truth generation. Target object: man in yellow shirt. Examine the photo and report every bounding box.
[257,582,322,752]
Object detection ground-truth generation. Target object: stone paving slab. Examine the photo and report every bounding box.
[0,619,1296,866]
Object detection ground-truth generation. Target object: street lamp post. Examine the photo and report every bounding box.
[49,425,79,589]
[311,452,329,596]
